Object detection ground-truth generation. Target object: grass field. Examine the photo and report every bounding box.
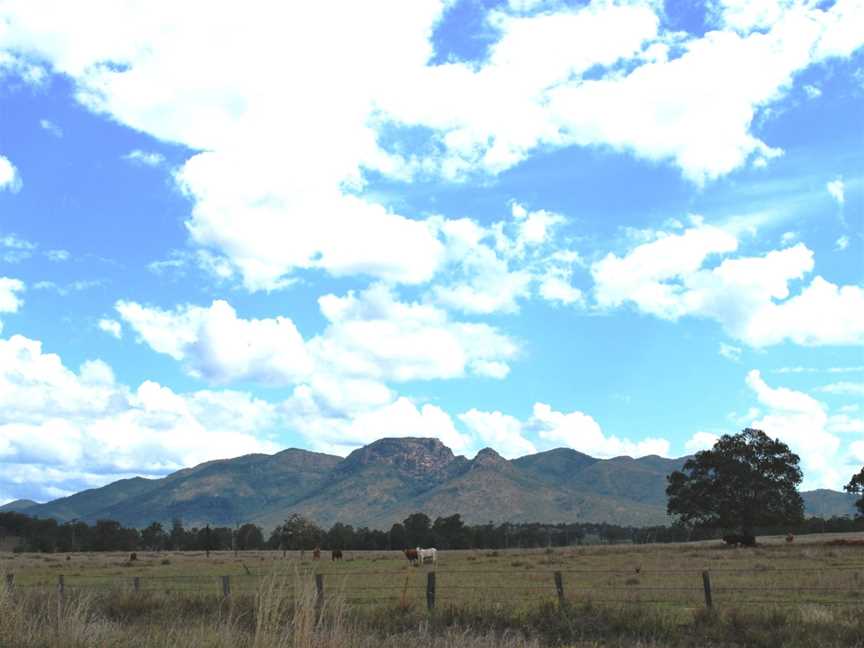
[2,531,864,647]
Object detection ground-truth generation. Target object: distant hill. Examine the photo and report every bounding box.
[9,439,858,530]
[802,489,858,518]
[0,499,39,513]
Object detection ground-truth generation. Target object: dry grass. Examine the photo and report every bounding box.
[2,532,864,647]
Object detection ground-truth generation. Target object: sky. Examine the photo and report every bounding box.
[0,0,862,504]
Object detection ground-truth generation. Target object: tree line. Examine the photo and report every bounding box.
[1,509,862,554]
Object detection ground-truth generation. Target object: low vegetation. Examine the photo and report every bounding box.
[3,533,864,647]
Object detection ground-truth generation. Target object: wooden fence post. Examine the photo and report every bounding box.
[702,570,713,609]
[221,575,231,598]
[426,571,436,612]
[554,571,564,606]
[133,576,140,593]
[57,575,65,600]
[4,573,13,592]
[315,573,324,616]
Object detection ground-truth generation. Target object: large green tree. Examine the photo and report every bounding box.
[845,467,864,517]
[666,428,804,536]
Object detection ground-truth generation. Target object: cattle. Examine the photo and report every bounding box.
[331,549,343,561]
[129,552,138,562]
[417,547,437,565]
[312,547,321,560]
[403,548,419,566]
[722,533,756,547]
[786,533,795,543]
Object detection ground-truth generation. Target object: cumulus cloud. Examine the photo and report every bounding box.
[827,178,845,205]
[428,205,581,314]
[0,0,860,289]
[527,403,670,458]
[684,431,719,453]
[116,299,314,384]
[0,277,24,332]
[383,0,862,183]
[458,409,538,458]
[0,155,21,192]
[124,149,165,167]
[97,318,122,339]
[592,225,864,347]
[0,277,25,313]
[719,343,742,361]
[117,285,518,385]
[0,334,281,501]
[744,369,861,489]
[313,284,519,381]
[282,389,473,457]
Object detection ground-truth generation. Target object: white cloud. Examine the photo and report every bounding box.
[684,431,719,453]
[428,206,580,314]
[817,382,864,397]
[742,276,864,346]
[31,279,103,296]
[744,369,859,490]
[538,271,584,306]
[147,249,236,282]
[45,249,71,262]
[834,235,849,251]
[0,277,24,314]
[827,414,864,434]
[719,343,742,361]
[312,283,519,381]
[0,277,24,333]
[117,285,518,386]
[97,318,122,339]
[458,409,537,458]
[592,225,739,317]
[1,233,35,262]
[116,299,314,384]
[0,334,281,500]
[283,391,473,457]
[39,118,62,137]
[827,178,845,205]
[803,84,822,99]
[123,149,165,167]
[713,0,797,33]
[1,0,860,291]
[0,155,21,192]
[384,0,863,183]
[593,225,864,347]
[775,365,864,375]
[528,402,670,458]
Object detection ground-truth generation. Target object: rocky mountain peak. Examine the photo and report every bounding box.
[338,437,456,477]
[471,447,509,469]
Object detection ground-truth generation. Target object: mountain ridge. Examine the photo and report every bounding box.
[5,438,858,529]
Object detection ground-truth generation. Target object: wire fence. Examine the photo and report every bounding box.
[5,565,864,610]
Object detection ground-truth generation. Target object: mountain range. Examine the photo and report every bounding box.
[1,438,858,530]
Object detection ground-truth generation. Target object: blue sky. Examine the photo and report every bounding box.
[0,0,862,503]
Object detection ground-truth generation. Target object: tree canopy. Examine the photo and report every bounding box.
[666,428,804,535]
[845,467,864,518]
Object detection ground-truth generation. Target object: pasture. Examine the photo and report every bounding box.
[2,532,864,647]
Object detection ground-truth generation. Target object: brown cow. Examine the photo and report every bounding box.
[312,547,321,560]
[403,548,419,566]
[785,533,795,543]
[331,549,343,561]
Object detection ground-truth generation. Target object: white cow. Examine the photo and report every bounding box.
[417,547,437,565]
